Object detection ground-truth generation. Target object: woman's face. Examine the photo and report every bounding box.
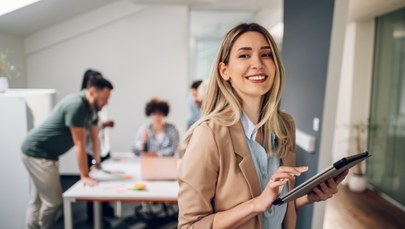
[150,111,165,127]
[219,31,276,102]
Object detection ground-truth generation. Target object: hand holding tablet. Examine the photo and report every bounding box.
[273,151,370,205]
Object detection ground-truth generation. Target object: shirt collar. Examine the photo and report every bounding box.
[241,112,258,140]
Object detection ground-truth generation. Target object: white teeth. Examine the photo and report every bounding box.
[248,75,265,81]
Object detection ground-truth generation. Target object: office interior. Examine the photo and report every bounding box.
[0,0,404,228]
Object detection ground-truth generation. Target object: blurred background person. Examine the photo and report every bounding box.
[80,69,115,223]
[21,76,113,229]
[133,97,179,157]
[132,97,180,220]
[187,80,203,129]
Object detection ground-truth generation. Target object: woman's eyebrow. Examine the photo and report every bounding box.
[237,47,252,51]
[237,46,272,51]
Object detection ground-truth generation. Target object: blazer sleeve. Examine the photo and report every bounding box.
[280,112,298,229]
[177,123,220,228]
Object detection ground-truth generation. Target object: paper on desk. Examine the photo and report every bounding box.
[89,168,132,181]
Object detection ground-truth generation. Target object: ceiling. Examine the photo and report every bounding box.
[0,0,114,36]
[0,0,277,37]
[1,0,404,37]
[348,0,405,21]
[131,0,279,11]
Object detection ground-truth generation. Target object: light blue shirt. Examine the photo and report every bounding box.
[187,95,201,128]
[241,113,287,229]
[132,123,180,157]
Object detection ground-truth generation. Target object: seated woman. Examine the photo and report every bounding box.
[133,97,179,157]
[132,98,180,219]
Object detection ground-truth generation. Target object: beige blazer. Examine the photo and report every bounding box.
[178,114,297,229]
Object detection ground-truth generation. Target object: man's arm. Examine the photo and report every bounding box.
[70,127,98,186]
[89,125,101,168]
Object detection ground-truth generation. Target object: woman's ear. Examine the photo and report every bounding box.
[219,62,230,81]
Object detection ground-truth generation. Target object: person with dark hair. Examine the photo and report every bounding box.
[133,98,179,157]
[187,80,203,129]
[132,98,179,219]
[80,69,114,168]
[80,69,115,222]
[81,69,102,89]
[21,76,113,229]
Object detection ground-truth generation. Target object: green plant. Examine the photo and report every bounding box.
[0,49,21,78]
[348,120,380,175]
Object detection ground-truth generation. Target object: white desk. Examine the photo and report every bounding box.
[63,154,178,229]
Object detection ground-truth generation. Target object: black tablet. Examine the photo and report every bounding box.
[273,151,370,205]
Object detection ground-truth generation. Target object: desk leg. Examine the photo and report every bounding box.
[63,199,73,229]
[93,201,102,229]
[116,201,122,218]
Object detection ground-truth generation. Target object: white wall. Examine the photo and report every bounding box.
[350,20,374,125]
[24,1,189,155]
[332,20,374,163]
[332,23,355,162]
[0,33,26,87]
[255,6,284,48]
[315,0,350,228]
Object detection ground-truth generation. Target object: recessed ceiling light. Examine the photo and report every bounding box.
[0,0,41,17]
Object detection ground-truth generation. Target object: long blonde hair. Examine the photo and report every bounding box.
[185,23,294,157]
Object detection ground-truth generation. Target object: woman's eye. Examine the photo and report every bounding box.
[238,54,249,59]
[262,53,273,58]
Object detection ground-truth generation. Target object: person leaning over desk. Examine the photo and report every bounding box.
[177,23,349,229]
[21,77,113,229]
[81,69,116,221]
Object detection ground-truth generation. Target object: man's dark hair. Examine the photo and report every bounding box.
[87,76,114,90]
[190,80,203,89]
[145,98,170,117]
[81,69,102,90]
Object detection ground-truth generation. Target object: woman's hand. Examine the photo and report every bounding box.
[306,169,349,202]
[254,166,308,212]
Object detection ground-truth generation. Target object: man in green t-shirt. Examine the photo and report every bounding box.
[21,76,113,229]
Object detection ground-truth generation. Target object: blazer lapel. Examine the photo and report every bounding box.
[229,122,263,227]
[229,122,261,197]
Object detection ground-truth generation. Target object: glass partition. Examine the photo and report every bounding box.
[368,7,405,205]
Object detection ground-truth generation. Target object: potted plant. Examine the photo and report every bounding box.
[0,49,20,93]
[347,121,369,192]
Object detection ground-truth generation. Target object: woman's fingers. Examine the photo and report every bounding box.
[267,166,309,189]
[277,166,308,175]
[335,169,349,184]
[307,170,348,202]
[270,172,296,182]
[267,178,288,188]
[326,178,339,191]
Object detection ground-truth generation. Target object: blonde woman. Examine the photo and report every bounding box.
[177,23,348,229]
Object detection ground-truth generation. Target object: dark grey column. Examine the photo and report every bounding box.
[282,0,335,228]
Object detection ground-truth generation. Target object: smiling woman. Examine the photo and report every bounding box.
[178,23,348,229]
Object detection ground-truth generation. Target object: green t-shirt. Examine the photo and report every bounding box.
[21,91,98,160]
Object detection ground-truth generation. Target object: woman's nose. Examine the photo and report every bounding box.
[251,55,264,69]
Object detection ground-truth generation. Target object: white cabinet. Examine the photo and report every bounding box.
[0,89,56,229]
